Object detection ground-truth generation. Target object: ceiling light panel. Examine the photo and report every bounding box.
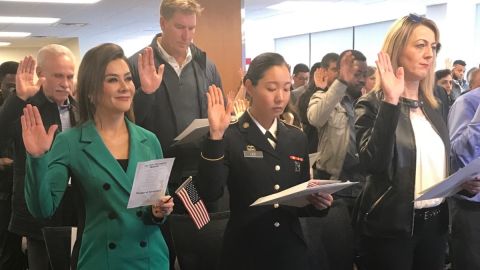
[0,32,31,37]
[0,0,100,3]
[0,16,60,24]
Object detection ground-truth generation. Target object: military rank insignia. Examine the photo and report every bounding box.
[289,156,303,172]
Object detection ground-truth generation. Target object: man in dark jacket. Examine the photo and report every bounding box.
[0,44,77,270]
[0,61,28,270]
[128,1,222,269]
[129,0,222,202]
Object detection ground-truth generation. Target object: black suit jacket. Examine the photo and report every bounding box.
[197,113,326,270]
[0,90,77,239]
[354,91,450,238]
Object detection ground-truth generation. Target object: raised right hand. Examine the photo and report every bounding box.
[16,56,45,101]
[233,98,249,119]
[21,104,58,157]
[138,47,165,94]
[207,85,233,140]
[376,52,404,105]
[313,67,328,89]
[337,51,357,85]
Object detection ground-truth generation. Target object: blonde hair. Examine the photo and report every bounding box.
[375,15,440,108]
[160,0,203,19]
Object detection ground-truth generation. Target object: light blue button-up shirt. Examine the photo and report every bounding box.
[449,87,480,202]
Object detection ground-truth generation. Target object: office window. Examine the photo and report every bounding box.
[310,27,353,64]
[474,3,480,67]
[354,20,394,66]
[275,34,310,68]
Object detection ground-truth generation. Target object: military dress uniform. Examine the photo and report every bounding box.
[196,112,327,270]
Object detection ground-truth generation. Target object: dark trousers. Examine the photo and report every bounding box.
[450,197,480,270]
[318,198,355,270]
[359,206,447,270]
[0,196,27,270]
[26,238,50,270]
[0,231,27,270]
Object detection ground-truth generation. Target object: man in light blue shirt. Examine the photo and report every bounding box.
[448,86,480,270]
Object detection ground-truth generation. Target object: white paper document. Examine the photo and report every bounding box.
[250,180,358,207]
[127,158,175,209]
[174,118,209,141]
[415,157,480,201]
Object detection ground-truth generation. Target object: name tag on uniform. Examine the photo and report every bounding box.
[244,145,263,158]
[244,151,264,158]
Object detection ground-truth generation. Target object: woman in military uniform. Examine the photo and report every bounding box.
[196,52,333,270]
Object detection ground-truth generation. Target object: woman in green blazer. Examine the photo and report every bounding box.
[21,43,173,270]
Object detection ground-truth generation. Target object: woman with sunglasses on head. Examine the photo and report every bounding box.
[196,52,333,270]
[354,15,449,270]
[21,43,173,270]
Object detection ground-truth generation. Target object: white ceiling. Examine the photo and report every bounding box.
[0,0,387,50]
[0,0,473,54]
[0,0,160,51]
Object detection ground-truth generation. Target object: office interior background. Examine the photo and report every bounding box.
[0,0,478,95]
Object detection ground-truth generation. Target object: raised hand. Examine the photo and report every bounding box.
[21,104,58,157]
[376,52,404,105]
[313,67,328,89]
[207,85,233,140]
[152,196,174,219]
[138,47,165,94]
[337,51,359,86]
[233,98,249,119]
[16,56,45,101]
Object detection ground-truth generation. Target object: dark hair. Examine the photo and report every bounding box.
[292,63,309,75]
[320,53,339,69]
[0,61,18,82]
[337,50,366,68]
[296,62,322,124]
[77,43,134,124]
[306,62,322,90]
[453,60,466,66]
[435,69,452,82]
[243,52,288,86]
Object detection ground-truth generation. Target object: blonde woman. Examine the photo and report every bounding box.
[354,14,449,270]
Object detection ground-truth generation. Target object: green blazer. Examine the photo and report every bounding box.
[25,119,169,270]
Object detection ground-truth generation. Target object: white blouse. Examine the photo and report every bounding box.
[410,110,446,209]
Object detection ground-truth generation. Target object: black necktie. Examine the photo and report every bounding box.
[265,131,277,148]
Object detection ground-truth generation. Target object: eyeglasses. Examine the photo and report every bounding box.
[406,13,442,54]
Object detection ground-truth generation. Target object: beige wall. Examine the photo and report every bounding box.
[0,37,81,70]
[0,47,39,64]
[195,0,242,98]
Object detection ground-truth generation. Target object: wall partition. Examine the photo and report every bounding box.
[273,20,396,67]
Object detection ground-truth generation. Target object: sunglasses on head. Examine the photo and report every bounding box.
[407,13,424,23]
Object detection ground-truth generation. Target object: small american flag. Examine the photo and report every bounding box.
[307,181,321,188]
[175,177,210,229]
